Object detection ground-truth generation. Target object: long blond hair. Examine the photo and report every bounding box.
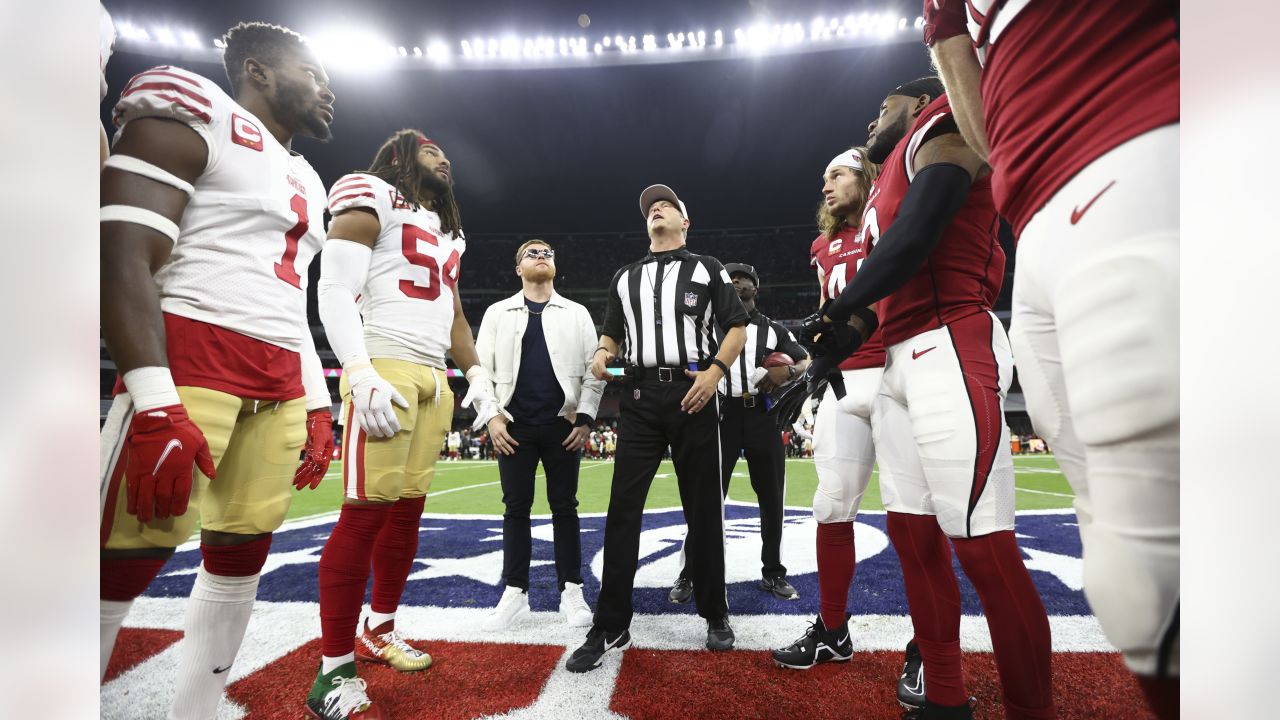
[817,146,879,240]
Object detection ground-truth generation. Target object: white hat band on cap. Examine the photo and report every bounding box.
[825,149,863,176]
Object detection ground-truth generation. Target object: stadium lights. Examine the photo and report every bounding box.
[311,28,397,71]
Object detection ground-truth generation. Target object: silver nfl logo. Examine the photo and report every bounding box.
[633,389,640,400]
[684,292,698,307]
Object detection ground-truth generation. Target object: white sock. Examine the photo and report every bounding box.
[321,652,355,675]
[367,609,396,630]
[167,566,259,720]
[100,599,133,681]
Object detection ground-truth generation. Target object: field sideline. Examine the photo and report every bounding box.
[284,454,1071,520]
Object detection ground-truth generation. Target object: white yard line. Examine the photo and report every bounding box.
[1017,487,1075,498]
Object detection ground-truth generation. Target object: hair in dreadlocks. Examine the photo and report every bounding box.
[364,129,464,237]
[221,21,309,95]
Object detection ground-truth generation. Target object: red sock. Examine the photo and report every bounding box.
[101,556,168,601]
[952,531,1056,720]
[1135,674,1179,719]
[319,503,391,658]
[816,521,855,630]
[201,535,271,576]
[369,496,426,615]
[886,511,966,707]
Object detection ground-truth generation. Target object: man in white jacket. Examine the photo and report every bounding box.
[474,239,606,630]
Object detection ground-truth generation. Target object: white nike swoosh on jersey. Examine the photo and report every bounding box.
[153,438,184,475]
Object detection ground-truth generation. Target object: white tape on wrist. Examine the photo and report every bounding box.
[103,154,196,196]
[100,205,180,242]
[122,366,182,412]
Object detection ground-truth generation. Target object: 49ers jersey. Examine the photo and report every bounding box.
[809,227,885,370]
[858,94,1004,347]
[327,173,465,368]
[112,65,327,354]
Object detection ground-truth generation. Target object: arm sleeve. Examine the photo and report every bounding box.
[923,0,970,47]
[772,322,810,363]
[575,305,605,421]
[299,326,332,411]
[601,267,627,342]
[707,260,750,328]
[112,65,216,165]
[824,162,974,324]
[316,240,374,368]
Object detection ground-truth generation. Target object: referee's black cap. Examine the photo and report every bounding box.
[724,262,759,286]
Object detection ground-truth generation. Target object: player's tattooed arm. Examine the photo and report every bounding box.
[100,117,208,373]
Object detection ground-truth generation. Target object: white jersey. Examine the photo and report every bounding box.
[327,173,466,368]
[112,65,327,353]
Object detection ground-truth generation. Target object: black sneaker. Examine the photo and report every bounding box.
[771,615,852,669]
[706,616,735,651]
[901,698,976,719]
[668,576,693,604]
[897,640,926,710]
[759,575,800,600]
[565,626,631,673]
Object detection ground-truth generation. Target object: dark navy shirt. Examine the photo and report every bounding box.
[506,298,566,425]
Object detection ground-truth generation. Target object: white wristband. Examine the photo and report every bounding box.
[122,366,182,412]
[464,365,489,384]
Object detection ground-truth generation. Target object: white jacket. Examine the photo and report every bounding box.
[474,290,605,423]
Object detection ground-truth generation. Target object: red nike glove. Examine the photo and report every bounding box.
[124,404,216,523]
[293,408,334,490]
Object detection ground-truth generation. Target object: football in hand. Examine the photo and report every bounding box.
[763,352,795,368]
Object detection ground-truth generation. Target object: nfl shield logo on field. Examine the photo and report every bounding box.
[684,292,698,307]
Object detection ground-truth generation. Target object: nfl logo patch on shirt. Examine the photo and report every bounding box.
[684,292,698,308]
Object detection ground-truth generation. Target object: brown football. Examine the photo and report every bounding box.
[762,352,795,368]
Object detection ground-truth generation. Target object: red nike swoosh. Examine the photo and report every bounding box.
[1070,180,1116,225]
[911,347,936,360]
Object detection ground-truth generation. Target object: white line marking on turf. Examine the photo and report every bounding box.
[1016,487,1075,498]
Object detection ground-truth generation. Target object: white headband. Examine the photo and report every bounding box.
[825,149,863,176]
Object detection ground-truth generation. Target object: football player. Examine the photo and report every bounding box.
[100,21,337,719]
[311,129,494,717]
[924,4,1180,715]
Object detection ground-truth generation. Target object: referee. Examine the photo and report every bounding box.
[566,184,749,672]
[669,262,810,604]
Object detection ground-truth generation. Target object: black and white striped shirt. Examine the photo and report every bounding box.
[602,248,749,368]
[716,309,809,397]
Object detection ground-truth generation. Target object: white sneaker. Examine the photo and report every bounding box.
[560,582,594,627]
[482,586,530,631]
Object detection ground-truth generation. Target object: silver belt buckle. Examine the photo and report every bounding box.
[743,394,756,408]
[658,367,673,382]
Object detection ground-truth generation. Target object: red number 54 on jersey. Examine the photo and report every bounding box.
[400,224,460,301]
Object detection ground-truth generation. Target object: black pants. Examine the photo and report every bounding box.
[594,377,727,632]
[497,419,583,591]
[679,395,788,580]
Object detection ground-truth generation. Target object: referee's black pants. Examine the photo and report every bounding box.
[594,376,727,632]
[679,395,788,581]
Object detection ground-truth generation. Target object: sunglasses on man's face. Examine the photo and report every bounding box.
[524,248,555,260]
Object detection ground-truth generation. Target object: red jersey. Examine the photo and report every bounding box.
[858,94,1004,347]
[810,226,886,370]
[924,0,1179,235]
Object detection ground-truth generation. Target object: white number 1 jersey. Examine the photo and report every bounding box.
[112,65,326,353]
[327,173,465,368]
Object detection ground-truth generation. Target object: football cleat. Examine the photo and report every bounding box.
[483,586,532,631]
[566,626,631,673]
[560,582,594,627]
[900,697,976,719]
[305,663,385,719]
[759,575,800,600]
[668,576,693,604]
[706,616,736,651]
[897,640,925,709]
[772,615,852,669]
[356,618,433,672]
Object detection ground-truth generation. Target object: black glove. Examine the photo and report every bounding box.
[797,309,826,348]
[769,354,846,432]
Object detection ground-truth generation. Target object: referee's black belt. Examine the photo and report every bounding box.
[726,394,765,409]
[624,365,695,383]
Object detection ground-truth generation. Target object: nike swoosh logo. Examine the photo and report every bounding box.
[1070,180,1116,225]
[153,438,183,475]
[212,665,231,674]
[904,669,923,694]
[605,635,627,650]
[911,347,936,360]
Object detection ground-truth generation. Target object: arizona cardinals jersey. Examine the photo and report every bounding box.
[810,228,886,370]
[858,94,1004,347]
[924,0,1179,235]
[112,65,327,354]
[327,173,466,368]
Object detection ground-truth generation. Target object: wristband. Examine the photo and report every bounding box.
[709,358,731,375]
[122,366,182,412]
[594,347,611,356]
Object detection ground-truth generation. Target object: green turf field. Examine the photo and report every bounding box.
[284,453,1072,521]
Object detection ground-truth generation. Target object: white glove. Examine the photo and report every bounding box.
[461,365,495,410]
[347,367,409,438]
[470,400,500,432]
[792,420,814,441]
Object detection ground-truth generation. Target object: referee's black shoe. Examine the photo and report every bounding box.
[668,576,693,604]
[771,615,852,669]
[706,616,735,651]
[759,575,800,600]
[897,640,926,709]
[565,626,632,673]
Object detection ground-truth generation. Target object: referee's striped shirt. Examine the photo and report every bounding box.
[602,247,748,368]
[716,309,808,397]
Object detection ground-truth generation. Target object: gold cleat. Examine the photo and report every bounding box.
[356,619,433,672]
